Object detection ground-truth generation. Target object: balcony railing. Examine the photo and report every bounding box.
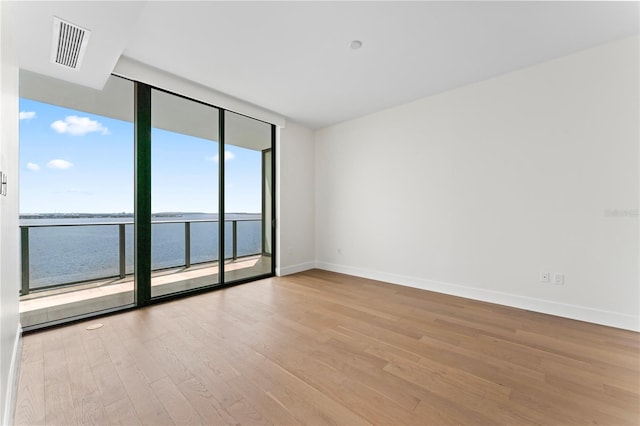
[20,219,262,296]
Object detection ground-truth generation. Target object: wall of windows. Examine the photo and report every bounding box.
[19,72,275,329]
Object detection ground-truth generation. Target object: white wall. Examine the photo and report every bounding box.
[277,121,316,275]
[0,0,22,423]
[315,36,639,331]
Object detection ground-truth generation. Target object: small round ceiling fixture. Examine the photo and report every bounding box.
[349,40,363,50]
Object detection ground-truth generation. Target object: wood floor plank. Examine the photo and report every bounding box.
[43,382,78,426]
[175,377,238,426]
[121,336,169,385]
[63,340,109,425]
[285,349,423,424]
[20,332,44,365]
[103,396,142,426]
[42,330,78,426]
[81,330,111,368]
[150,376,206,426]
[14,269,640,426]
[225,397,272,426]
[13,348,45,426]
[225,374,300,425]
[90,360,129,409]
[239,354,371,426]
[115,363,174,426]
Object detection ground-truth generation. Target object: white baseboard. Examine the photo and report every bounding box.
[3,323,22,426]
[277,261,316,276]
[315,261,639,332]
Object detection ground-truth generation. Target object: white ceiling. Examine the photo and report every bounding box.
[8,1,639,129]
[9,1,146,90]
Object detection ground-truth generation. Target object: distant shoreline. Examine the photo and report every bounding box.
[20,213,136,219]
[19,212,259,220]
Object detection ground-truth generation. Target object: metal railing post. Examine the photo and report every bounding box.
[232,220,237,260]
[20,227,29,296]
[119,224,126,279]
[185,221,191,268]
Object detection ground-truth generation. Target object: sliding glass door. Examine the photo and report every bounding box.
[150,89,221,297]
[223,112,274,282]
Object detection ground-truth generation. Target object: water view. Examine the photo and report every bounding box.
[21,212,262,289]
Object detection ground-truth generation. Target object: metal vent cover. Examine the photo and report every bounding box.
[51,17,91,69]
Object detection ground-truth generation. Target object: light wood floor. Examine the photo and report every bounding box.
[14,269,639,425]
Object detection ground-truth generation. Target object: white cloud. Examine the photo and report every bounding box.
[19,111,36,120]
[51,115,110,136]
[206,151,235,163]
[26,162,40,171]
[46,159,74,170]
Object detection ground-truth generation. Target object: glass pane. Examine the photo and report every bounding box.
[19,73,134,327]
[224,111,273,282]
[151,222,185,270]
[190,221,219,264]
[151,89,220,297]
[28,225,121,287]
[263,149,273,255]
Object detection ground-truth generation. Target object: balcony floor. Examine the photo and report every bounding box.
[20,255,271,328]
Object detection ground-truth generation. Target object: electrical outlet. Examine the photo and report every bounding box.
[553,273,564,285]
[539,272,550,283]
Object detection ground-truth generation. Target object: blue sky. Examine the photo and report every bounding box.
[19,99,262,214]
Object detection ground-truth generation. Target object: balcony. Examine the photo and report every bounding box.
[19,218,270,327]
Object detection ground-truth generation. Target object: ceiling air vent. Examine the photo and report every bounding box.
[51,17,91,69]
